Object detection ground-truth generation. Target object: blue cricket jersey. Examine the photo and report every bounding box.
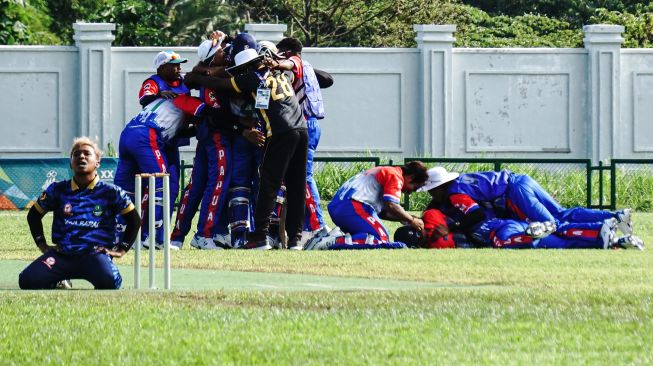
[33,175,134,253]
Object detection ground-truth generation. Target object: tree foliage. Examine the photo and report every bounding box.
[590,5,653,47]
[2,0,653,48]
[0,0,60,45]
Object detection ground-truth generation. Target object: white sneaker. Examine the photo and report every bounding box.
[56,279,72,289]
[525,221,557,239]
[213,234,232,249]
[287,242,304,250]
[269,235,282,250]
[615,209,633,235]
[168,241,183,250]
[327,226,344,237]
[191,235,222,250]
[305,235,337,250]
[600,218,618,249]
[614,235,645,250]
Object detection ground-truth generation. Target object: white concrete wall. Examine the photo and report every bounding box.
[0,23,651,163]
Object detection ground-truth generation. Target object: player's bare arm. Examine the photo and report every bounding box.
[383,201,424,232]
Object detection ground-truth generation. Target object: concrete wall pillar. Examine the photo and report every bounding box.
[414,25,455,156]
[73,23,115,146]
[583,24,624,162]
[244,24,287,43]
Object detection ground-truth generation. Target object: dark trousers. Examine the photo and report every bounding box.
[250,128,308,244]
[19,250,122,290]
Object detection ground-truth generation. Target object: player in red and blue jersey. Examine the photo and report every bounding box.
[418,167,642,249]
[19,137,141,289]
[324,162,428,246]
[395,207,644,250]
[114,50,235,249]
[171,34,264,250]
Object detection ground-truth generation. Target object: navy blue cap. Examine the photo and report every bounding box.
[227,33,257,62]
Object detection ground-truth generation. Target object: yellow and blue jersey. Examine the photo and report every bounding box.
[33,176,134,253]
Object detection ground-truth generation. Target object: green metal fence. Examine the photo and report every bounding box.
[176,157,653,212]
[403,158,593,211]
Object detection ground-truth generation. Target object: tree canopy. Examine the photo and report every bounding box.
[1,0,652,47]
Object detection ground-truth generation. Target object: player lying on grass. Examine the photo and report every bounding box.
[394,166,644,250]
[304,162,428,250]
[19,137,141,290]
[394,207,644,250]
[422,167,635,239]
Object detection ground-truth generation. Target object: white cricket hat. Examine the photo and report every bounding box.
[234,48,259,66]
[417,167,459,192]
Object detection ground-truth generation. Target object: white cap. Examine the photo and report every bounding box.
[197,39,221,63]
[234,48,259,66]
[153,50,187,68]
[417,167,459,192]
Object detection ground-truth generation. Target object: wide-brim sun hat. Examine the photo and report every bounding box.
[417,167,459,192]
[225,48,263,76]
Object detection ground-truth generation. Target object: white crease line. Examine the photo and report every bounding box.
[253,284,279,288]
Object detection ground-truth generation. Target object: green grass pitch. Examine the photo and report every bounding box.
[1,211,652,365]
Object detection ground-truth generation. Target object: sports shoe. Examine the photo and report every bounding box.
[191,235,222,250]
[525,221,557,239]
[56,279,72,289]
[305,235,336,250]
[287,241,304,250]
[241,238,273,250]
[213,234,232,250]
[615,209,633,235]
[231,237,247,249]
[328,226,344,237]
[169,241,183,250]
[614,235,645,250]
[270,236,282,250]
[600,218,618,249]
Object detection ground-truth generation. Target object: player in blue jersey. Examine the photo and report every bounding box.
[413,167,643,250]
[171,33,265,250]
[185,37,309,250]
[19,137,141,289]
[395,207,644,250]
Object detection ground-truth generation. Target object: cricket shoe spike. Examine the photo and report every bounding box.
[614,235,645,250]
[600,219,618,249]
[615,208,633,235]
[213,234,232,249]
[525,221,557,239]
[191,234,223,250]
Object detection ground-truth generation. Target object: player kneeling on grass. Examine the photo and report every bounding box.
[19,137,141,290]
[395,208,644,250]
[305,161,428,250]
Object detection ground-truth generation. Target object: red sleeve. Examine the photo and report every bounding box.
[449,193,479,215]
[139,79,159,101]
[421,209,455,249]
[375,167,403,204]
[172,94,206,117]
[288,55,303,87]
